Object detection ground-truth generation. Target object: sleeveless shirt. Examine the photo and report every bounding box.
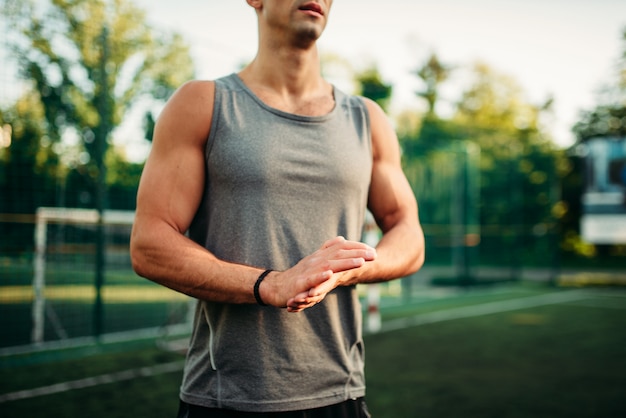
[181,74,373,412]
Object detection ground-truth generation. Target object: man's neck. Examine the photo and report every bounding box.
[243,41,323,91]
[238,45,334,116]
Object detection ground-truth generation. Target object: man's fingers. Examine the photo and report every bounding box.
[286,295,322,313]
[287,300,324,312]
[321,236,346,249]
[283,237,377,311]
[327,257,366,273]
[303,269,332,288]
[335,248,376,263]
[321,237,376,257]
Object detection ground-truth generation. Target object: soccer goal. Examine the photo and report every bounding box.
[32,207,134,344]
[30,207,192,348]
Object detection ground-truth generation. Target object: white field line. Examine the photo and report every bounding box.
[377,290,590,334]
[0,360,185,403]
[0,323,192,357]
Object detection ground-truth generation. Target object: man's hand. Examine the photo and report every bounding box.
[261,236,376,312]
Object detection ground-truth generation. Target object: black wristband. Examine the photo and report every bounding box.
[254,269,273,306]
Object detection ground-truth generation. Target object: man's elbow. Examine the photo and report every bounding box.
[407,229,426,275]
[410,248,425,274]
[129,234,152,279]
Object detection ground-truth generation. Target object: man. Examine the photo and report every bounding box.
[130,0,425,416]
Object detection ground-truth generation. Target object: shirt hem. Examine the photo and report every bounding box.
[179,387,366,413]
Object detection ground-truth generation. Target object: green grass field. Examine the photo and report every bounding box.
[1,282,625,418]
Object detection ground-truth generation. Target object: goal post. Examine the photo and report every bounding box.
[32,207,135,344]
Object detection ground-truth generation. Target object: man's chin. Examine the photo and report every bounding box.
[292,26,325,48]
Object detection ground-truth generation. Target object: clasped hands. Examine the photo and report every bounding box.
[261,236,377,313]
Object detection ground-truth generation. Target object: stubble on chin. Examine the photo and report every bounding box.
[291,23,324,49]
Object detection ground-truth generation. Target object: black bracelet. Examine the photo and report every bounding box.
[254,269,273,306]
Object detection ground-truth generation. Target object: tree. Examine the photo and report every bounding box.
[573,27,626,141]
[0,91,60,253]
[401,58,567,267]
[452,62,567,265]
[1,0,195,208]
[414,52,454,117]
[354,65,393,112]
[573,105,626,141]
[399,53,457,154]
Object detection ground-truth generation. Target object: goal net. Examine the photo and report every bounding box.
[30,207,192,348]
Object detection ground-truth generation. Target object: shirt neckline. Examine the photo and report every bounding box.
[230,73,339,123]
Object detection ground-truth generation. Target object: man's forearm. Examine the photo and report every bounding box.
[347,221,425,285]
[131,223,378,309]
[131,220,264,304]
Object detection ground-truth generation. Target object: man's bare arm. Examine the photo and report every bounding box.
[130,81,375,309]
[358,98,425,282]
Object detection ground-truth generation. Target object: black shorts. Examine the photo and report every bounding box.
[177,398,372,418]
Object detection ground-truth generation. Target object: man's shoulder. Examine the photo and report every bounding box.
[176,79,216,99]
[177,74,245,100]
[164,80,217,118]
[157,80,217,139]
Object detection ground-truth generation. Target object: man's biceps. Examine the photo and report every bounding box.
[168,194,203,231]
[137,186,199,233]
[369,188,416,230]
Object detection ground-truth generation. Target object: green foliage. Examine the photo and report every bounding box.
[455,62,543,132]
[414,52,454,116]
[0,93,60,254]
[402,115,463,156]
[105,150,143,210]
[0,0,195,255]
[46,147,143,209]
[1,0,194,188]
[354,65,392,112]
[400,60,568,266]
[573,105,626,141]
[572,27,626,142]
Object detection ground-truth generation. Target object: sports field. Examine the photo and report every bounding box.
[1,282,624,418]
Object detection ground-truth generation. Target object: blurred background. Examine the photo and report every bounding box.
[0,1,625,417]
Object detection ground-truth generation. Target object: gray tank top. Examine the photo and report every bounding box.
[181,73,372,412]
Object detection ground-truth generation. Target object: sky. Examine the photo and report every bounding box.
[2,0,626,157]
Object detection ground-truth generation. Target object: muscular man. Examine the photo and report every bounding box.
[130,1,425,416]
